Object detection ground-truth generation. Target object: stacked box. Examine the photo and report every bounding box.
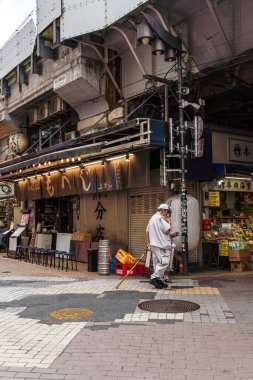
[72,232,91,241]
[230,261,252,272]
[114,262,136,276]
[135,263,148,275]
[115,249,136,265]
[228,249,251,262]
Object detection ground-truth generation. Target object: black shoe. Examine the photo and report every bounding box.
[150,278,165,289]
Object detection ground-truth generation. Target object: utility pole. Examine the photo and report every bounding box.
[176,53,189,275]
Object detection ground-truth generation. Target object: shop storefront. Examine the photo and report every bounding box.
[202,133,253,270]
[13,151,152,258]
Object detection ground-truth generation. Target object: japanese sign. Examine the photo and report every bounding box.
[0,182,14,198]
[209,191,220,207]
[229,139,253,163]
[219,240,229,256]
[212,179,253,192]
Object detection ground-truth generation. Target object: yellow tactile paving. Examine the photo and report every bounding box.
[170,286,220,295]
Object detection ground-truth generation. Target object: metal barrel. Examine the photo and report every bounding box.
[98,239,110,275]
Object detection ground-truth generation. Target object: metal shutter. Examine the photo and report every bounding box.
[129,186,165,257]
[186,180,197,197]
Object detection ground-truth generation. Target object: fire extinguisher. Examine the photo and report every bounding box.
[179,256,183,274]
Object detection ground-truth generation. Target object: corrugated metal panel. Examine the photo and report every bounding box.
[129,186,165,257]
[0,20,36,79]
[61,0,148,40]
[37,0,62,34]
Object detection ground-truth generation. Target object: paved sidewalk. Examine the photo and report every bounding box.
[0,254,252,379]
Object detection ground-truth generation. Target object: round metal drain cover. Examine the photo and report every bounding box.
[138,300,200,313]
[49,308,93,320]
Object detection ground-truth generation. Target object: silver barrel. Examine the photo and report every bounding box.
[98,239,110,275]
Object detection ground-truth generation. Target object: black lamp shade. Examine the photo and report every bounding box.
[151,38,166,55]
[164,47,177,62]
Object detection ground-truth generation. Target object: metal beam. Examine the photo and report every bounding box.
[205,0,233,55]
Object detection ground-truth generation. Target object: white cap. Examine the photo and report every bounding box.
[158,203,170,211]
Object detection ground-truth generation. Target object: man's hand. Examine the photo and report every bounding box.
[170,231,179,238]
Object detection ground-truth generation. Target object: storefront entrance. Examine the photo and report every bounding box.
[35,196,73,233]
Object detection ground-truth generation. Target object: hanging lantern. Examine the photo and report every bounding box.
[9,132,30,155]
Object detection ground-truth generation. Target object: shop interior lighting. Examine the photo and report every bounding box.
[78,156,81,161]
[225,176,251,181]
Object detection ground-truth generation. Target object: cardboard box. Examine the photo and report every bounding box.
[72,232,91,241]
[230,261,251,272]
[228,249,251,262]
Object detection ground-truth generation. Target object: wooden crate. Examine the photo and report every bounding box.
[230,261,251,272]
[228,249,251,262]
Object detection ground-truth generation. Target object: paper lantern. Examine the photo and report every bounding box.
[167,194,200,251]
[9,132,29,154]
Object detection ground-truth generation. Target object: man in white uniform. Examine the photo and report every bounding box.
[146,203,178,289]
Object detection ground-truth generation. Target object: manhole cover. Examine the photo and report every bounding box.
[138,300,200,313]
[49,308,93,320]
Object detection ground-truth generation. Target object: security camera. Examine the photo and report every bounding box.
[180,87,190,95]
[182,100,201,110]
[191,102,201,111]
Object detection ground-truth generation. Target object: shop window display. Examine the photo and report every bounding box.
[202,191,253,270]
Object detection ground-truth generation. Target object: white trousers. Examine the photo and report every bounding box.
[150,246,171,280]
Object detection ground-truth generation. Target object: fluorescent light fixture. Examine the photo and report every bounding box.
[83,160,102,166]
[107,154,134,161]
[225,176,251,181]
[66,165,80,171]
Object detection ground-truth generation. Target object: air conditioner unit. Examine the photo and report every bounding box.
[65,131,76,141]
[37,102,49,120]
[29,108,38,125]
[48,96,65,115]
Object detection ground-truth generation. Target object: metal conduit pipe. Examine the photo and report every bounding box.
[73,39,123,99]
